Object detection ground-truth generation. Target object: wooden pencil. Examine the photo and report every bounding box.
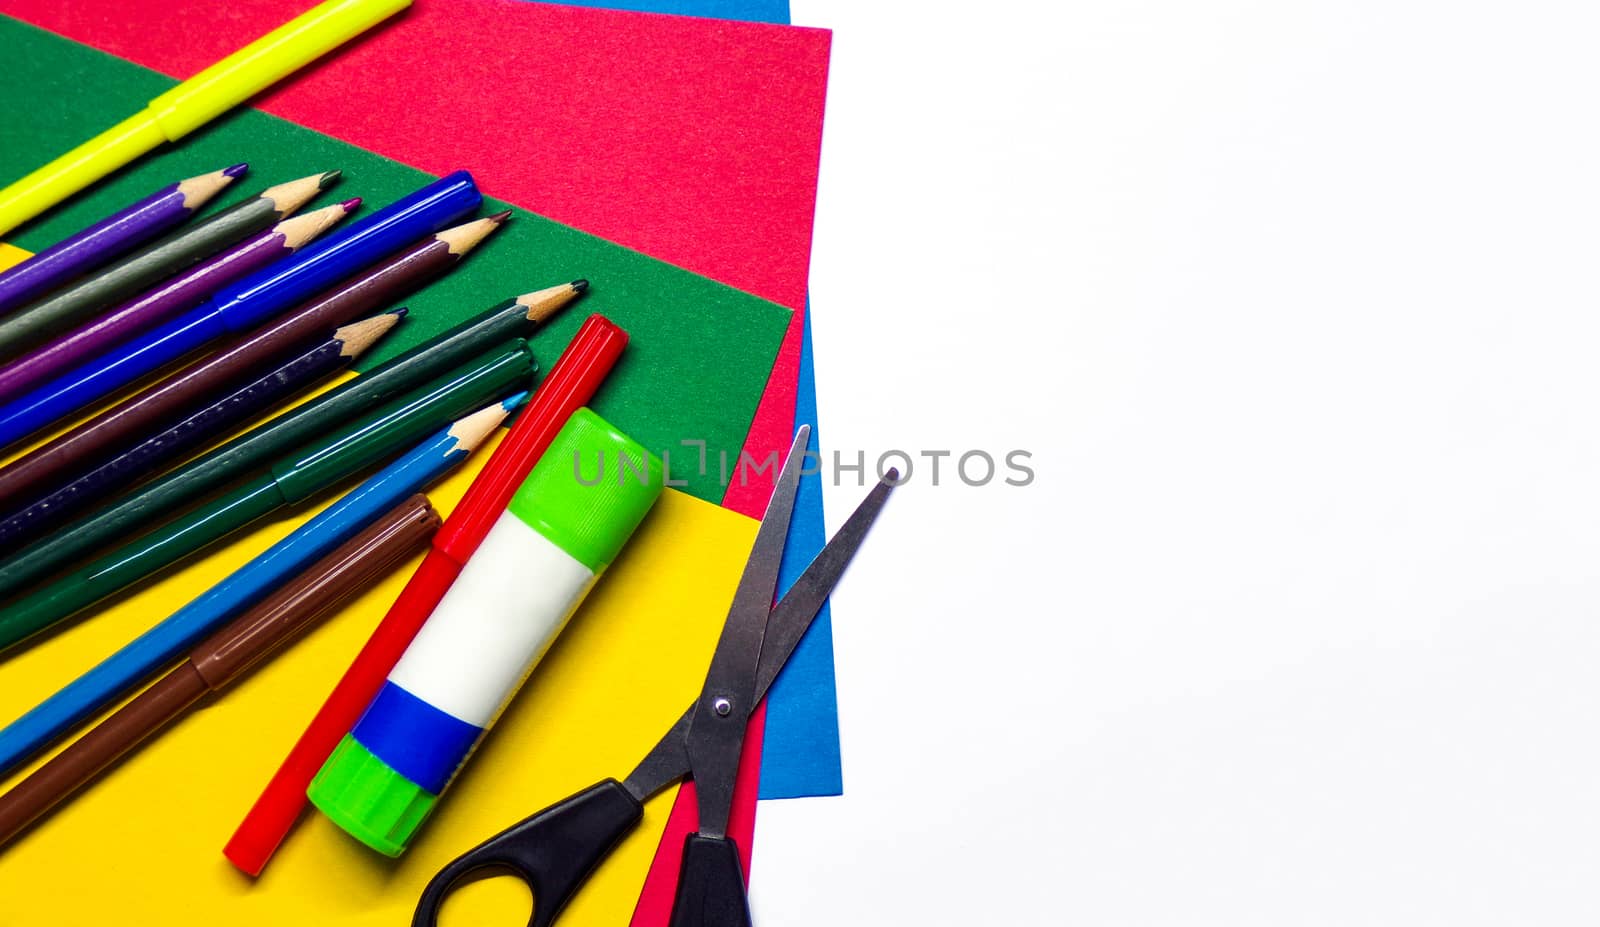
[0,165,245,315]
[0,493,442,850]
[0,212,505,508]
[0,173,480,452]
[0,281,582,602]
[0,312,403,552]
[0,398,516,775]
[0,200,357,408]
[0,170,340,362]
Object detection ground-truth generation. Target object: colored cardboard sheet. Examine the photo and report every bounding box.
[0,19,796,923]
[555,0,789,22]
[558,0,844,801]
[0,0,826,316]
[3,0,840,797]
[550,0,841,805]
[0,16,792,503]
[0,479,760,927]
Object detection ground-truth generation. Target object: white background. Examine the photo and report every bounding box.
[763,2,1600,924]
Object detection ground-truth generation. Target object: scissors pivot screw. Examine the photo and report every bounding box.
[712,697,732,717]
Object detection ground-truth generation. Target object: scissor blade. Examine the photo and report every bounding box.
[753,471,897,701]
[621,471,898,809]
[622,706,693,802]
[684,427,809,838]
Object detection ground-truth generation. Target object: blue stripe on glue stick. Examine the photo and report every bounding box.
[350,681,481,793]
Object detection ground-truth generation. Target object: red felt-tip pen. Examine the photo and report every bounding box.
[223,311,628,876]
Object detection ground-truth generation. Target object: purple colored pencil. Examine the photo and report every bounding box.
[0,164,247,316]
[0,311,404,552]
[0,200,360,408]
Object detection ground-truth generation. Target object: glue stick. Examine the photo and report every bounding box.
[307,408,663,855]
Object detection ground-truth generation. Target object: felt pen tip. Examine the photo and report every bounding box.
[339,197,362,211]
[571,279,589,293]
[224,163,249,178]
[317,170,343,189]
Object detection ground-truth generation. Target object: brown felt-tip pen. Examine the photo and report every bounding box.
[0,494,442,850]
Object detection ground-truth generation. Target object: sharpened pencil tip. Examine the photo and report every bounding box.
[394,306,409,318]
[515,280,589,324]
[488,209,513,224]
[340,197,362,211]
[318,170,343,189]
[448,400,516,453]
[502,390,531,411]
[336,310,406,358]
[435,213,508,256]
[224,163,249,178]
[572,279,589,293]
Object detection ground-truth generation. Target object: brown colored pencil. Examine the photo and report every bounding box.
[0,494,442,850]
[0,212,508,509]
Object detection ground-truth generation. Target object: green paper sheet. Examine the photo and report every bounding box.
[0,16,791,504]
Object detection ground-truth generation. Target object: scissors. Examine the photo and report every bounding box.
[414,426,895,927]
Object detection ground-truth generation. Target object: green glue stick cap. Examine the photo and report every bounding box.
[309,735,435,858]
[506,407,665,572]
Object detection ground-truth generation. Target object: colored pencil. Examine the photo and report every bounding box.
[0,494,442,850]
[0,342,535,657]
[0,172,481,451]
[0,212,505,510]
[0,312,403,552]
[0,170,340,363]
[0,282,584,602]
[0,165,244,315]
[0,398,516,778]
[0,200,357,407]
[0,0,409,235]
[225,311,626,874]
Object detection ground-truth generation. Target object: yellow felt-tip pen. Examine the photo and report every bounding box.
[0,0,410,236]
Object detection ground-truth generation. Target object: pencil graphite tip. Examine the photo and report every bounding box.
[488,209,513,224]
[339,197,362,212]
[572,279,589,293]
[435,213,508,257]
[224,163,250,179]
[277,201,357,250]
[447,401,516,454]
[317,170,343,190]
[179,164,248,208]
[501,390,531,412]
[261,170,341,216]
[393,306,410,319]
[335,311,407,358]
[515,279,589,324]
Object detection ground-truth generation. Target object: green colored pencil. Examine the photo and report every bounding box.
[0,171,341,360]
[0,283,582,603]
[0,342,536,652]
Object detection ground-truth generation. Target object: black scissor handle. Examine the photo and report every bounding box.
[413,778,644,927]
[668,833,753,927]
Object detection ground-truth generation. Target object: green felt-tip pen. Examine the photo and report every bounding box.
[0,342,536,653]
[0,283,583,604]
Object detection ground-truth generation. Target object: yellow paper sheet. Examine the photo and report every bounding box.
[0,243,28,271]
[0,451,756,925]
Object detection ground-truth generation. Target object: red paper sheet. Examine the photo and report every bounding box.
[0,0,822,917]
